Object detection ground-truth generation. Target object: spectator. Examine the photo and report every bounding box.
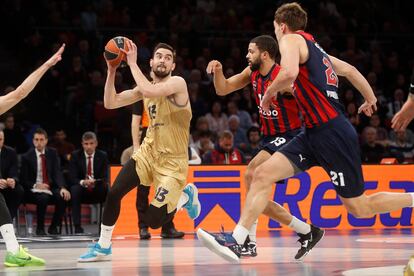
[2,113,28,154]
[243,127,261,163]
[360,127,389,164]
[386,88,405,119]
[368,114,389,144]
[68,131,109,234]
[388,130,414,163]
[227,101,253,132]
[0,130,24,221]
[48,129,75,172]
[228,115,248,151]
[20,128,70,236]
[203,130,245,164]
[205,101,228,134]
[192,130,214,157]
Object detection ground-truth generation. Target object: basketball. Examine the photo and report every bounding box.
[104,36,130,67]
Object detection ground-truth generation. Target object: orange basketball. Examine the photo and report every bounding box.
[104,36,130,67]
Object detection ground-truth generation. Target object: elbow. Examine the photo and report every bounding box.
[284,69,299,83]
[104,100,115,109]
[215,89,227,96]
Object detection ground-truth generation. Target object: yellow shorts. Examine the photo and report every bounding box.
[132,150,188,213]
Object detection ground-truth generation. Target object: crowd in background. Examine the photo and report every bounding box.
[0,0,413,165]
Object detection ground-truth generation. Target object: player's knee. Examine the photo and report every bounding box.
[245,165,255,189]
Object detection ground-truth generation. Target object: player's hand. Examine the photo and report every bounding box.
[0,179,7,189]
[60,188,71,201]
[357,98,377,117]
[45,44,65,68]
[391,108,414,131]
[206,60,223,75]
[121,40,138,66]
[6,178,15,189]
[261,90,278,113]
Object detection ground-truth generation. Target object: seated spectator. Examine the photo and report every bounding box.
[243,127,261,163]
[192,130,214,157]
[205,101,228,134]
[228,115,248,151]
[388,130,414,163]
[2,113,28,154]
[190,116,210,145]
[20,128,70,236]
[386,88,405,119]
[69,131,109,234]
[360,126,389,164]
[0,130,24,221]
[48,129,75,172]
[203,130,245,164]
[368,113,389,144]
[227,101,252,132]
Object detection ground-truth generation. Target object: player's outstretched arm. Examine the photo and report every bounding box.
[103,64,142,109]
[206,60,250,96]
[329,55,377,117]
[0,44,65,115]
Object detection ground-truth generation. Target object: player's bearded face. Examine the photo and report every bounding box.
[246,43,262,71]
[249,55,262,71]
[151,49,175,78]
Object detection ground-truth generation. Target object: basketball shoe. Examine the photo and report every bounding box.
[4,245,45,267]
[182,183,201,220]
[294,224,325,261]
[197,228,241,263]
[78,243,112,262]
[240,236,257,257]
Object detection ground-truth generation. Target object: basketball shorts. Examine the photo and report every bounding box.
[132,148,188,213]
[279,115,365,198]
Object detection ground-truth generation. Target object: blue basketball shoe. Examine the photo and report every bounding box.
[197,228,241,263]
[182,183,201,220]
[78,243,112,262]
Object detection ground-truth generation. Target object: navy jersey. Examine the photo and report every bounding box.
[293,31,345,128]
[250,64,302,135]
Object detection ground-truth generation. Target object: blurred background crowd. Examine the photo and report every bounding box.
[0,0,413,165]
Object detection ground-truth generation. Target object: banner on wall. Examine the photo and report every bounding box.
[110,165,414,235]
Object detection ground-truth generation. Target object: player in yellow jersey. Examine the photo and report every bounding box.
[79,41,200,262]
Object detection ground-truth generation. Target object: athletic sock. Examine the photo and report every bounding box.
[248,219,258,243]
[288,216,311,235]
[0,224,19,254]
[98,224,114,249]
[232,224,249,245]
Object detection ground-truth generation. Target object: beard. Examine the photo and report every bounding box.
[152,65,170,78]
[249,59,261,72]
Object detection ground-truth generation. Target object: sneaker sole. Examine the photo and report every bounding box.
[196,229,240,264]
[295,229,325,262]
[4,261,45,267]
[78,254,112,263]
[187,183,201,219]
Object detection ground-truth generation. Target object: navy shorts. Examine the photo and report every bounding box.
[256,129,302,156]
[279,115,364,198]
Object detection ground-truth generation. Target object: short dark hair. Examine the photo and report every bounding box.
[274,2,308,31]
[247,126,260,137]
[82,131,97,141]
[34,128,48,139]
[153,43,176,62]
[250,35,278,60]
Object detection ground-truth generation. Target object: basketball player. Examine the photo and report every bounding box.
[392,68,414,131]
[0,44,65,266]
[206,35,323,260]
[78,41,200,262]
[197,2,414,263]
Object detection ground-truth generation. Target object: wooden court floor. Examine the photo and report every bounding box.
[0,228,412,275]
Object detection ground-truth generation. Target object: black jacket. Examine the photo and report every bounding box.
[0,145,19,182]
[68,149,109,187]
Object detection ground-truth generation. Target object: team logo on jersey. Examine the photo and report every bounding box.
[252,81,257,91]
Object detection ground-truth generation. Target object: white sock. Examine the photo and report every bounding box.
[98,224,114,249]
[0,224,19,254]
[248,219,258,243]
[176,192,189,210]
[232,224,249,245]
[288,216,311,235]
[410,193,414,207]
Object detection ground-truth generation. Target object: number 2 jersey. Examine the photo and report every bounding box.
[250,64,302,136]
[293,31,345,128]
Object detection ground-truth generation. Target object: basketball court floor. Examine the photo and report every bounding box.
[0,228,412,275]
